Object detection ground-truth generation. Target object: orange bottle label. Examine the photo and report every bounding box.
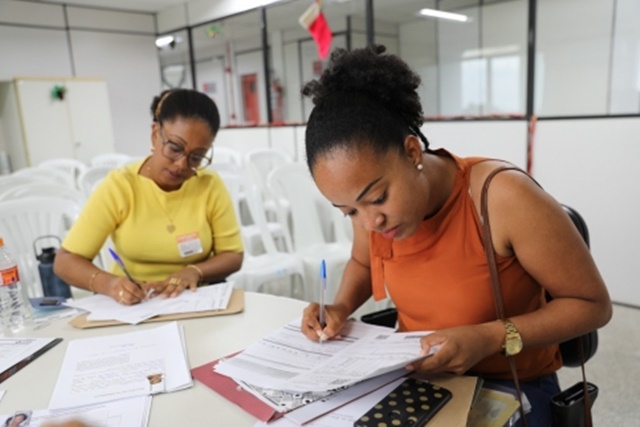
[1,266,19,285]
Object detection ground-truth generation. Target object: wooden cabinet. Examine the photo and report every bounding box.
[0,77,115,170]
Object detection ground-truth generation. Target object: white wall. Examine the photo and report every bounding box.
[0,1,161,161]
[533,117,640,307]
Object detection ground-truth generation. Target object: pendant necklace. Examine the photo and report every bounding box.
[145,177,187,234]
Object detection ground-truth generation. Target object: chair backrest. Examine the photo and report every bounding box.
[213,146,243,167]
[267,163,334,251]
[217,171,279,257]
[244,148,293,200]
[77,165,113,196]
[12,166,76,188]
[0,175,51,195]
[0,196,81,297]
[0,183,86,208]
[90,153,132,168]
[38,158,87,184]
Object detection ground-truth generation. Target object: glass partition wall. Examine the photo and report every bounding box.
[155,0,640,126]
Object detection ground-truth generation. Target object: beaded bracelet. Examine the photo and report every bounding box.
[88,270,102,293]
[186,264,204,282]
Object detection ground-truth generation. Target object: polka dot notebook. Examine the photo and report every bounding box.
[354,378,452,427]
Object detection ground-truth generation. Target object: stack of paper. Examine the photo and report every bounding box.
[202,318,440,424]
[64,281,233,324]
[214,318,438,392]
[49,322,192,409]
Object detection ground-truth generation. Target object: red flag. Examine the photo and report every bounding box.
[299,1,332,59]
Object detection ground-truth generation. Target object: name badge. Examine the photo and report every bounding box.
[176,232,203,258]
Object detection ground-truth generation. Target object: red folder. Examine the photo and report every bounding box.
[191,357,284,423]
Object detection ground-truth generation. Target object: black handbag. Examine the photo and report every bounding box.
[480,166,598,427]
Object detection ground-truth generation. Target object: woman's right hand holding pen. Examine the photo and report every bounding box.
[301,302,350,342]
[107,275,153,305]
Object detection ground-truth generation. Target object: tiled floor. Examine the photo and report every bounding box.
[557,303,640,426]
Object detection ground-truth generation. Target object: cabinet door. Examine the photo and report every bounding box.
[66,80,115,163]
[15,79,75,165]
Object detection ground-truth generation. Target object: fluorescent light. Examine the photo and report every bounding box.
[419,8,469,22]
[155,35,175,48]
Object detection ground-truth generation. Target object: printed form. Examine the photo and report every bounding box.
[214,318,439,392]
[49,322,192,409]
[63,281,233,324]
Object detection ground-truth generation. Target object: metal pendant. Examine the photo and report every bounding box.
[167,224,175,233]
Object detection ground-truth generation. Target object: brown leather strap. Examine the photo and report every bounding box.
[480,166,528,427]
[480,166,593,427]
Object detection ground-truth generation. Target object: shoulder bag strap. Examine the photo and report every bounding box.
[480,166,528,427]
[480,166,592,427]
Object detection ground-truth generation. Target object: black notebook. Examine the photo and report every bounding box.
[354,377,452,427]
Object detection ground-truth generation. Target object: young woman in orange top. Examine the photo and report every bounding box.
[300,45,611,426]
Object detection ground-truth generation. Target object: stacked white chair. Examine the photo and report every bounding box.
[244,148,294,251]
[0,174,51,195]
[219,171,307,299]
[77,165,113,197]
[12,166,76,188]
[267,163,351,303]
[212,146,243,167]
[90,153,132,168]
[0,183,86,212]
[0,196,81,298]
[38,158,87,186]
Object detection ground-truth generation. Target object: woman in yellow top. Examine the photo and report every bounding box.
[54,89,243,305]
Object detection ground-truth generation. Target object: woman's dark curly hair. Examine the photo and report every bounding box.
[302,45,428,173]
[150,89,221,136]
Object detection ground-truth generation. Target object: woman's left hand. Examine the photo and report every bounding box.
[408,323,501,375]
[155,268,200,298]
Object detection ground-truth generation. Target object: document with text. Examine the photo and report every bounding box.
[49,322,191,409]
[214,318,439,392]
[64,281,233,324]
[0,395,151,427]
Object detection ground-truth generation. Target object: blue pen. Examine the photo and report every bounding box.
[108,248,144,293]
[319,259,327,339]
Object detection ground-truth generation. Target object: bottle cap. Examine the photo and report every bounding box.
[0,237,4,246]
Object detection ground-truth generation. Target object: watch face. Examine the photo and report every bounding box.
[506,339,523,356]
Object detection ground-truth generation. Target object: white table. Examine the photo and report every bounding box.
[0,292,308,426]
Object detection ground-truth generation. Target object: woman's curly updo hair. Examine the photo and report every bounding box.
[302,45,429,173]
[150,89,221,136]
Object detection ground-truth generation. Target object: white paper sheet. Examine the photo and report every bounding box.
[49,322,192,409]
[253,379,405,427]
[64,281,233,324]
[215,318,439,392]
[0,395,151,427]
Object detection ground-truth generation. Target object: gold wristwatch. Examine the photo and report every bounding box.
[501,318,523,356]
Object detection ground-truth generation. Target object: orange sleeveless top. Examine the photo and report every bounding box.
[369,151,562,381]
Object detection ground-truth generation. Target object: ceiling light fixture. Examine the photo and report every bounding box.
[155,35,175,48]
[419,8,469,22]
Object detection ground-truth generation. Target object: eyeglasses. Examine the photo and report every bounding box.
[158,128,213,170]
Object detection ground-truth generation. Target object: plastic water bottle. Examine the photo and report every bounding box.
[0,237,29,332]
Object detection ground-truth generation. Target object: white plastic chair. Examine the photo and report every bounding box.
[213,146,243,167]
[38,158,87,186]
[267,163,352,302]
[77,165,113,197]
[90,153,133,168]
[219,172,308,299]
[0,175,51,195]
[12,166,76,188]
[244,148,294,249]
[0,183,86,209]
[0,196,81,298]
